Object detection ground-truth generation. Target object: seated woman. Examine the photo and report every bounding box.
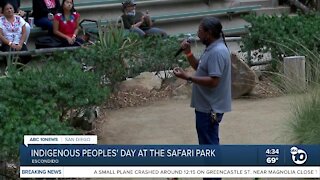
[121,0,167,37]
[33,0,60,33]
[53,0,83,47]
[0,0,31,42]
[0,2,31,65]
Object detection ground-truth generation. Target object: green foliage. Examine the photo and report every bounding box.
[65,24,138,86]
[289,87,320,144]
[42,59,109,117]
[0,59,110,161]
[242,13,320,143]
[127,35,187,78]
[64,25,186,84]
[241,13,320,70]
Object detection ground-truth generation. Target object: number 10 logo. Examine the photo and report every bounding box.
[290,146,307,165]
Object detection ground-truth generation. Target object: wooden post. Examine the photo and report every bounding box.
[283,56,306,92]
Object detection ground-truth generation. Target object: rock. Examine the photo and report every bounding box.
[173,83,192,97]
[172,66,194,97]
[231,52,257,98]
[118,72,162,92]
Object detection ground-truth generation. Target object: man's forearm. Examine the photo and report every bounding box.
[186,53,198,70]
[189,76,219,87]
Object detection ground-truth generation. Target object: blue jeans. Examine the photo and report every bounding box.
[195,110,223,180]
[195,110,224,145]
[34,17,53,34]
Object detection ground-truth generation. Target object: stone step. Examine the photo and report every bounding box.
[255,6,290,15]
[21,0,289,51]
[157,16,250,35]
[237,0,273,7]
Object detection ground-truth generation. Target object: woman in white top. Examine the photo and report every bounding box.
[0,2,30,65]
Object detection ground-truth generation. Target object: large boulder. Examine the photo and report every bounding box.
[172,55,257,99]
[231,52,257,98]
[118,72,162,92]
[172,67,194,99]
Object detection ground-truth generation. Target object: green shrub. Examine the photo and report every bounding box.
[127,35,187,79]
[241,14,320,143]
[241,13,320,71]
[62,25,138,86]
[0,59,110,161]
[63,26,187,84]
[289,88,320,144]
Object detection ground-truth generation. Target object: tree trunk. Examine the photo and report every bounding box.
[289,0,310,13]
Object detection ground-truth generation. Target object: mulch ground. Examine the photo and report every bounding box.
[105,75,284,109]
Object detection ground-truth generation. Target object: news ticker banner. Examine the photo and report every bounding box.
[20,135,320,178]
[20,166,320,178]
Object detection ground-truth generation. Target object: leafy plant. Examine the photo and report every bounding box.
[258,36,320,144]
[62,24,187,85]
[126,35,187,79]
[288,87,320,144]
[0,58,110,162]
[66,23,139,86]
[241,13,320,71]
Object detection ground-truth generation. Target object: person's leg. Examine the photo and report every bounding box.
[0,44,10,67]
[1,44,30,67]
[1,44,11,52]
[19,44,31,65]
[195,111,212,144]
[34,17,53,34]
[145,27,167,37]
[59,38,71,47]
[58,37,84,47]
[24,23,31,43]
[129,27,145,37]
[208,113,224,145]
[74,37,84,46]
[195,111,224,180]
[195,111,224,145]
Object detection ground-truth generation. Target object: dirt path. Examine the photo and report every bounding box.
[97,96,295,180]
[100,95,293,145]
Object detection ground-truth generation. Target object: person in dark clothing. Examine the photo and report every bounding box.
[121,0,167,37]
[32,0,60,33]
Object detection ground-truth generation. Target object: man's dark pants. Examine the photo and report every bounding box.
[195,110,224,180]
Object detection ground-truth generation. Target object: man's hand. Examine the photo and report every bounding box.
[181,39,191,54]
[173,67,188,80]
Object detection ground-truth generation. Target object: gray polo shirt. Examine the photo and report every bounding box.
[190,38,232,113]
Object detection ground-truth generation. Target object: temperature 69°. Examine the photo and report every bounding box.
[266,157,279,164]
